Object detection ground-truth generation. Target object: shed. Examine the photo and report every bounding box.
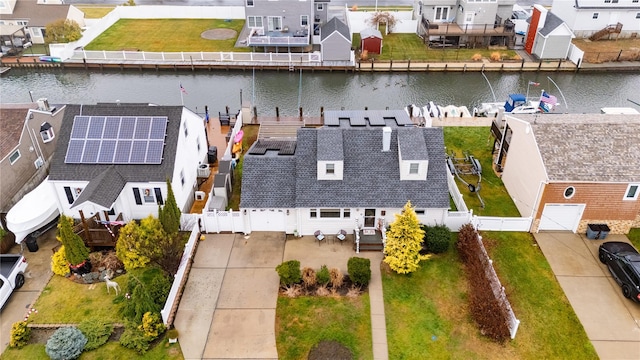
[320,17,352,62]
[360,28,383,55]
[526,6,574,60]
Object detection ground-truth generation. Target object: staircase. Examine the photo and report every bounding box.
[589,22,623,41]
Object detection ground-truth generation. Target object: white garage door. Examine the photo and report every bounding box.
[538,204,586,232]
[249,209,286,231]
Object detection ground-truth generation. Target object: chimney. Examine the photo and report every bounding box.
[533,4,548,29]
[36,98,50,111]
[382,127,392,152]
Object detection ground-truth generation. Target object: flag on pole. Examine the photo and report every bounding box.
[528,81,540,86]
[179,83,188,95]
[540,91,557,105]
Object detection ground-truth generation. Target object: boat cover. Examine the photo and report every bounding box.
[6,178,60,244]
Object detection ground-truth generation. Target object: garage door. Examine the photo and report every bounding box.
[538,204,585,232]
[249,209,286,231]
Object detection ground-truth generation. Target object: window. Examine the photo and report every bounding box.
[143,188,155,203]
[592,13,599,19]
[564,186,575,199]
[624,184,639,200]
[248,16,263,28]
[409,163,419,174]
[64,186,83,204]
[40,122,54,143]
[316,3,324,11]
[320,209,341,218]
[310,209,317,218]
[415,210,426,215]
[326,163,335,175]
[343,209,350,218]
[434,6,449,21]
[636,12,640,19]
[604,0,611,3]
[246,0,254,6]
[17,21,27,26]
[267,16,282,31]
[183,122,188,137]
[301,15,309,27]
[9,150,20,165]
[180,170,185,186]
[197,138,200,152]
[133,187,164,205]
[310,208,350,218]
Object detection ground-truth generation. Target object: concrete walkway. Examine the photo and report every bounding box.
[533,232,640,360]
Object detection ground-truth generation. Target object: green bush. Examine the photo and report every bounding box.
[138,312,166,340]
[120,322,151,354]
[348,257,371,287]
[275,260,301,285]
[78,319,113,351]
[121,267,170,322]
[45,326,87,360]
[9,321,31,349]
[316,265,330,286]
[422,224,452,254]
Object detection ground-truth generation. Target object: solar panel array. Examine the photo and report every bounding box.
[323,110,414,127]
[249,140,296,155]
[65,115,168,164]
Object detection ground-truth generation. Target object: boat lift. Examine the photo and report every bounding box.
[446,151,485,208]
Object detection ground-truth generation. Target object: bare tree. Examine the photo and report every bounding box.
[368,12,398,34]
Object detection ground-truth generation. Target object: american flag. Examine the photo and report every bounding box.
[540,91,557,105]
[528,81,540,86]
[179,83,188,95]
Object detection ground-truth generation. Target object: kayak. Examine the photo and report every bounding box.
[234,129,244,143]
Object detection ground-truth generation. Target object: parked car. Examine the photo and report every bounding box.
[0,254,28,309]
[598,241,640,302]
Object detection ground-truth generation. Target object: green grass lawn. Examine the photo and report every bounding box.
[1,339,183,360]
[227,125,259,210]
[77,6,115,19]
[275,294,372,360]
[31,274,128,324]
[443,127,521,217]
[383,232,597,359]
[628,228,640,248]
[85,19,249,52]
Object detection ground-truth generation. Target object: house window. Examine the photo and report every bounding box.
[434,6,449,22]
[248,16,263,28]
[180,170,185,186]
[310,208,350,218]
[107,208,116,216]
[604,0,611,3]
[320,209,341,218]
[143,188,155,203]
[592,13,599,19]
[301,15,309,27]
[326,163,335,175]
[563,186,575,199]
[415,209,426,215]
[183,122,188,137]
[409,163,419,174]
[267,16,282,31]
[9,150,20,165]
[197,138,200,152]
[40,122,55,143]
[310,209,317,218]
[316,4,324,11]
[64,186,83,204]
[246,0,254,6]
[343,209,350,218]
[636,12,640,19]
[624,184,639,200]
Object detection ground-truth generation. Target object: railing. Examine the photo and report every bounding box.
[473,216,532,232]
[582,49,640,64]
[247,36,310,46]
[160,224,200,326]
[70,50,322,64]
[447,168,468,212]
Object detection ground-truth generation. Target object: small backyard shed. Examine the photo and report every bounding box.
[360,28,382,54]
[320,17,352,62]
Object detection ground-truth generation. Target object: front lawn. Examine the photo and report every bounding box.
[275,294,372,360]
[84,19,249,52]
[383,232,597,359]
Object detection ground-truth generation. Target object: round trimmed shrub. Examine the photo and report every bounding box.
[46,326,87,360]
[347,257,371,287]
[9,321,30,349]
[316,265,330,286]
[422,225,452,254]
[78,319,113,351]
[275,260,301,286]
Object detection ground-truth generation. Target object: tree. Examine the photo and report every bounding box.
[158,180,181,235]
[57,215,90,267]
[368,12,398,34]
[383,201,430,274]
[44,19,82,44]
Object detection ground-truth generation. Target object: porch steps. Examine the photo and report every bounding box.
[355,242,384,252]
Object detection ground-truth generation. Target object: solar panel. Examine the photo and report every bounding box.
[66,115,168,165]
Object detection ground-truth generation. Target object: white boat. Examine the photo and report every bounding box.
[438,105,473,118]
[476,92,557,117]
[405,104,422,118]
[6,178,60,244]
[600,107,640,114]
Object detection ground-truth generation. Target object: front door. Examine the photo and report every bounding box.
[364,209,376,227]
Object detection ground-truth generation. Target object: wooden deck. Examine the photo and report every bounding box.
[355,229,384,251]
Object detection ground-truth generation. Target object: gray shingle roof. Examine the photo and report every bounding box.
[397,128,428,161]
[321,17,350,42]
[0,0,72,27]
[240,125,449,209]
[360,28,382,39]
[49,104,182,184]
[317,128,344,161]
[513,114,640,182]
[539,12,565,36]
[71,166,126,209]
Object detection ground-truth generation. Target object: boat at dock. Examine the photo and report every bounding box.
[6,178,60,244]
[475,91,558,117]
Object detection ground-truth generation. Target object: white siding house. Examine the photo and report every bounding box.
[551,0,640,39]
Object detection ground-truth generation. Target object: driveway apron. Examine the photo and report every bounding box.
[533,232,640,360]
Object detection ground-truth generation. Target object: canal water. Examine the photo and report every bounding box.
[1,69,638,116]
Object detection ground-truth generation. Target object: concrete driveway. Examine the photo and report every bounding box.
[0,229,58,354]
[533,232,640,360]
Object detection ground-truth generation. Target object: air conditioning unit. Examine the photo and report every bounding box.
[34,157,44,169]
[195,191,206,201]
[197,163,211,178]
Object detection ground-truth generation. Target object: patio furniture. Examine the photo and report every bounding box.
[314,230,325,246]
[336,230,347,245]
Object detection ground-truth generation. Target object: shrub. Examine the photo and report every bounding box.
[472,53,482,61]
[422,224,452,254]
[348,257,371,287]
[490,52,502,61]
[120,322,151,354]
[138,312,166,340]
[45,326,87,360]
[51,246,70,276]
[316,265,330,286]
[302,267,317,288]
[9,321,31,349]
[121,267,170,322]
[275,260,301,286]
[329,267,344,289]
[78,319,113,351]
[166,328,179,339]
[57,215,90,267]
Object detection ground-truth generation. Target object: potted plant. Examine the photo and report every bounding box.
[167,328,179,344]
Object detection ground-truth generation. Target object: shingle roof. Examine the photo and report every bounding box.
[397,128,428,161]
[321,17,350,42]
[0,104,34,159]
[49,104,182,184]
[71,166,127,209]
[360,28,382,39]
[241,125,449,209]
[539,12,565,36]
[0,0,72,26]
[317,128,344,161]
[513,114,640,182]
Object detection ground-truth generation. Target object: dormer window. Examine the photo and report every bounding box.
[409,163,419,174]
[326,163,335,175]
[40,122,54,143]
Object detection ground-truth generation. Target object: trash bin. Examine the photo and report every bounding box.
[25,234,39,252]
[207,146,217,165]
[599,224,611,240]
[586,224,610,240]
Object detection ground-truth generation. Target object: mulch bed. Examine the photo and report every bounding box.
[307,340,353,360]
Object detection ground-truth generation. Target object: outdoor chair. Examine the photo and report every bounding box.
[336,230,347,245]
[314,230,325,246]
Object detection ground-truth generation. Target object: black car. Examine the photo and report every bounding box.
[598,241,640,302]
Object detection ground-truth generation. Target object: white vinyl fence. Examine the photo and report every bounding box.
[69,50,323,64]
[568,43,585,68]
[160,224,200,326]
[202,210,245,233]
